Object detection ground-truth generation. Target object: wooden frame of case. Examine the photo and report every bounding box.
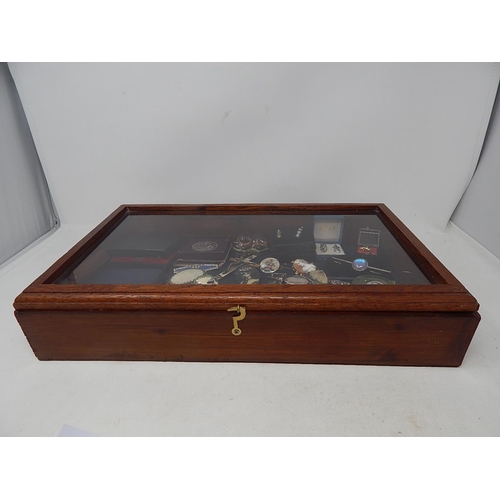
[13,204,480,366]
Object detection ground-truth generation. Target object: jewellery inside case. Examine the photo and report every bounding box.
[267,272,287,284]
[168,268,207,284]
[174,263,219,273]
[233,234,269,257]
[235,265,260,284]
[160,213,398,287]
[313,215,345,257]
[260,257,280,273]
[307,269,328,284]
[292,259,317,275]
[352,258,369,272]
[194,255,259,285]
[285,276,310,285]
[330,256,391,274]
[357,227,381,255]
[352,275,396,285]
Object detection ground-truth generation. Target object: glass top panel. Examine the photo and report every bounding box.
[54,213,432,285]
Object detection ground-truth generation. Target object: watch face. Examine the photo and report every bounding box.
[192,240,218,252]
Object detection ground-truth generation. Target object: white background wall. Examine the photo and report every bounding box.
[452,90,500,259]
[9,62,499,234]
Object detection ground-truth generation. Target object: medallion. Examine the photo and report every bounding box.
[260,257,280,274]
[192,240,218,252]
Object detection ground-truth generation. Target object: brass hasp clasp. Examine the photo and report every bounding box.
[227,305,246,336]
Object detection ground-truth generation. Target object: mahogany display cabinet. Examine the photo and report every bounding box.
[13,204,480,366]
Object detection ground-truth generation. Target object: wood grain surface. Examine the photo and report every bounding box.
[16,310,480,366]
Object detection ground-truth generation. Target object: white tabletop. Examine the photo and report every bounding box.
[1,222,499,437]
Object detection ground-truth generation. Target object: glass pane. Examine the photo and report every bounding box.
[54,212,432,285]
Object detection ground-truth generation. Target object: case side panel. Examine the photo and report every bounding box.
[15,310,480,367]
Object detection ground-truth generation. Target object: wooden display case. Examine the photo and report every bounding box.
[13,204,480,366]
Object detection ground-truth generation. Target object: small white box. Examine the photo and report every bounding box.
[313,215,345,257]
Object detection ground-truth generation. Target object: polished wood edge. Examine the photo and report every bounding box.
[13,290,479,312]
[19,283,463,295]
[123,203,384,215]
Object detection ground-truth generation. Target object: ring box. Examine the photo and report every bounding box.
[357,227,381,255]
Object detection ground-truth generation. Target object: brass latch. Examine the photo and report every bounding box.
[227,305,246,336]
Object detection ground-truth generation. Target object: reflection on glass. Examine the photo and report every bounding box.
[55,213,432,285]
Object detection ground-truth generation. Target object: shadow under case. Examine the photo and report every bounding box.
[14,204,480,366]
